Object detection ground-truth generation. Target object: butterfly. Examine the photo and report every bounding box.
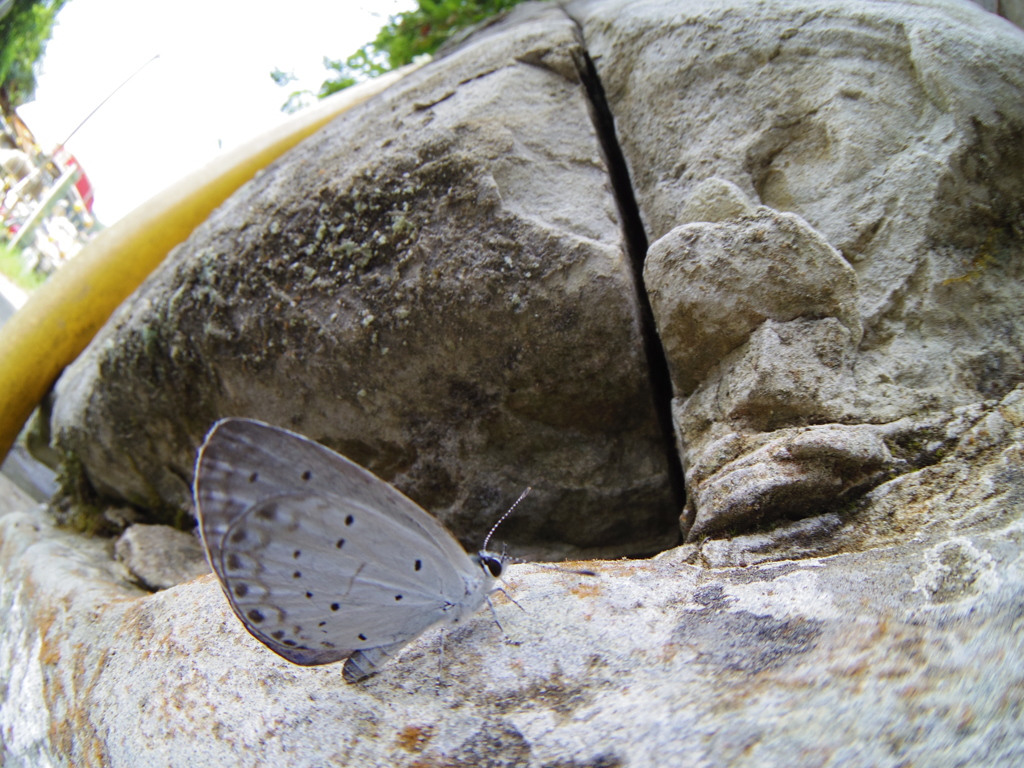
[193,417,511,683]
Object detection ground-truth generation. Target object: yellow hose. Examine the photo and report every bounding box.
[0,63,424,462]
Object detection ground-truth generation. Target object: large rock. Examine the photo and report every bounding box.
[575,0,1024,537]
[2,385,1022,766]
[49,3,677,559]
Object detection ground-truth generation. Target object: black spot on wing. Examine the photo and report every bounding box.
[302,470,312,481]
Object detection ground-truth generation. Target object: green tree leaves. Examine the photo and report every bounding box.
[276,0,529,112]
[0,0,67,107]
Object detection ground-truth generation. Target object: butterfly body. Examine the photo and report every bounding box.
[194,418,502,680]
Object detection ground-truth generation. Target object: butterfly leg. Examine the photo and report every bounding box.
[343,640,408,684]
[494,586,526,613]
[485,595,523,648]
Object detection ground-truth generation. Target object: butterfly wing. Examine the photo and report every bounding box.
[194,418,488,666]
[196,418,472,570]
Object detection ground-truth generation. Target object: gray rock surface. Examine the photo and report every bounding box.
[578,0,1024,536]
[645,203,861,397]
[2,386,1023,766]
[3,0,1024,764]
[114,523,210,591]
[49,3,676,559]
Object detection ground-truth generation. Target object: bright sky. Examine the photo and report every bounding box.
[17,0,415,225]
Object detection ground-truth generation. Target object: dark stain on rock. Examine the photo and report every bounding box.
[693,583,729,610]
[485,669,593,719]
[675,611,822,674]
[542,753,624,768]
[443,721,531,767]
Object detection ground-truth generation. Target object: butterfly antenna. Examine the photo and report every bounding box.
[482,487,531,551]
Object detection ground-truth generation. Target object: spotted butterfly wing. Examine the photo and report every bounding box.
[194,418,496,679]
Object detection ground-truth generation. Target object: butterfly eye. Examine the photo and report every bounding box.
[480,555,503,578]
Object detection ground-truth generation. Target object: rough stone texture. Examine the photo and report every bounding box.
[683,421,894,539]
[645,202,862,397]
[677,175,757,226]
[49,4,676,560]
[578,0,1024,536]
[2,386,1023,766]
[114,524,210,591]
